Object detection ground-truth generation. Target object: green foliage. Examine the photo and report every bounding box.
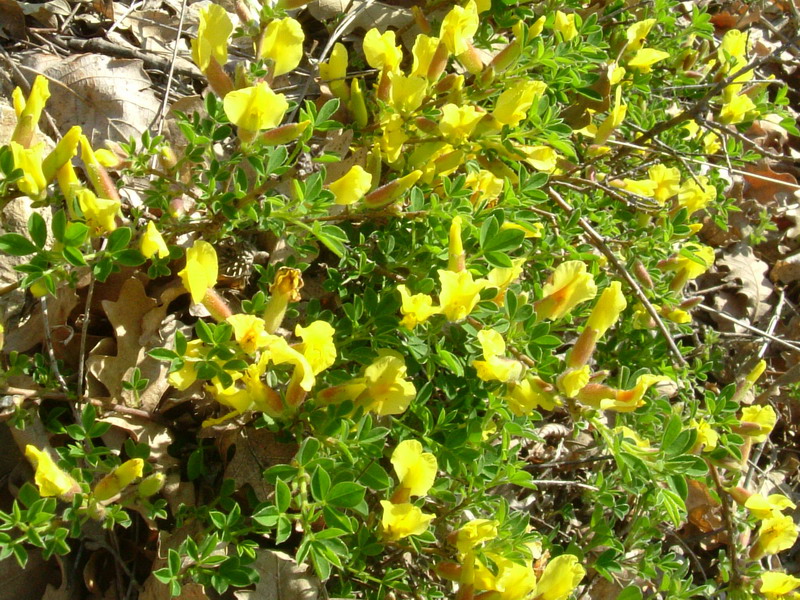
[0,0,796,598]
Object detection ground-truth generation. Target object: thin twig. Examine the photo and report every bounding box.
[744,290,786,489]
[149,0,188,137]
[530,479,598,491]
[698,304,800,353]
[547,187,688,366]
[708,463,742,589]
[40,297,71,394]
[77,239,107,402]
[3,386,170,425]
[589,34,800,170]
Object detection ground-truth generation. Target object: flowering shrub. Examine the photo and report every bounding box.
[0,0,798,598]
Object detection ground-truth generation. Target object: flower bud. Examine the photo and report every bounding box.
[138,473,166,498]
[259,121,311,146]
[363,170,422,210]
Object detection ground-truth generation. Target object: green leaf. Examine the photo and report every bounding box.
[51,210,67,243]
[275,479,291,512]
[617,587,643,600]
[311,467,331,502]
[0,233,37,256]
[482,228,524,254]
[63,222,89,247]
[62,245,86,266]
[312,223,348,258]
[28,213,47,249]
[114,249,146,267]
[326,482,365,508]
[106,227,132,253]
[316,98,340,124]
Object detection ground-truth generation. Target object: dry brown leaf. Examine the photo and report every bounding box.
[743,161,799,204]
[211,427,297,502]
[21,53,160,145]
[3,284,79,354]
[716,242,773,325]
[232,550,320,600]
[0,548,60,600]
[86,277,157,404]
[685,479,723,536]
[0,0,27,40]
[772,251,800,284]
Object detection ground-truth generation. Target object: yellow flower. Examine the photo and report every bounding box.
[262,267,303,333]
[691,418,719,450]
[397,285,441,328]
[747,359,767,385]
[319,42,349,100]
[263,335,315,392]
[585,281,626,337]
[379,113,409,163]
[534,554,586,600]
[760,572,800,600]
[362,350,416,415]
[24,445,79,499]
[677,176,715,215]
[448,215,465,272]
[746,494,797,520]
[719,29,753,93]
[178,240,218,305]
[191,3,232,72]
[455,519,498,555]
[605,374,669,412]
[94,458,144,502]
[380,500,434,541]
[294,321,336,374]
[260,17,304,77]
[168,339,207,390]
[626,19,656,52]
[387,72,428,114]
[224,83,289,136]
[517,145,558,172]
[391,439,437,497]
[500,221,542,238]
[627,48,670,73]
[12,75,50,147]
[363,28,403,72]
[647,164,681,204]
[486,258,525,306]
[719,93,756,125]
[493,80,547,127]
[10,142,47,199]
[466,170,504,204]
[438,269,487,321]
[534,261,597,321]
[752,513,798,558]
[411,34,444,79]
[472,329,524,384]
[594,86,627,145]
[740,405,777,443]
[42,125,81,182]
[140,221,169,259]
[553,11,578,42]
[659,243,714,291]
[78,188,119,236]
[506,375,558,415]
[439,104,484,143]
[529,15,546,37]
[557,365,591,398]
[329,165,372,205]
[227,314,270,354]
[491,555,538,600]
[440,0,479,55]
